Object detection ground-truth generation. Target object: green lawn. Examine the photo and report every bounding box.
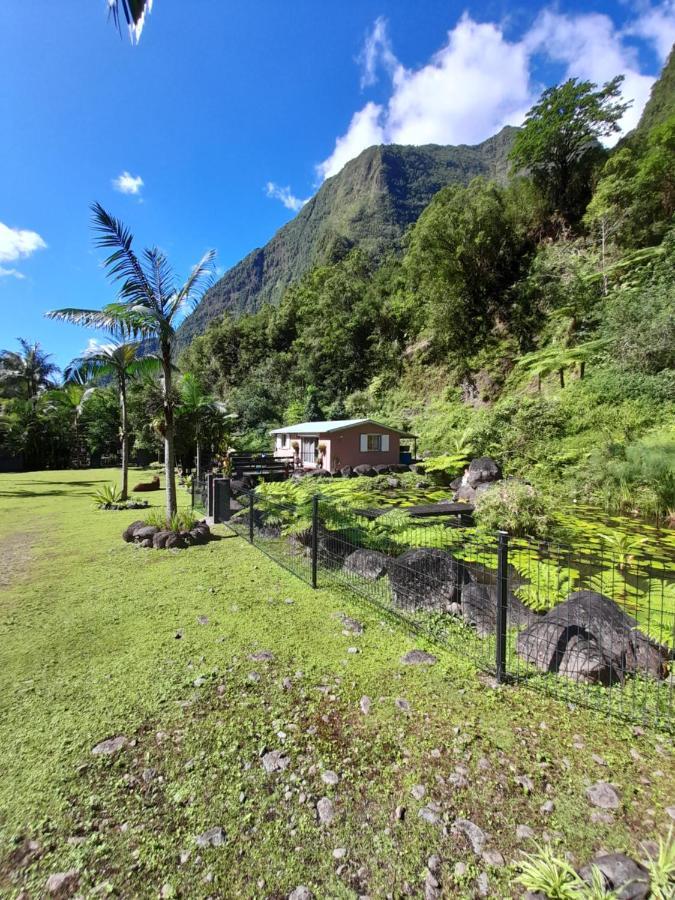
[0,469,673,898]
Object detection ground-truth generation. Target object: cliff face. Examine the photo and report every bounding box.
[178,126,518,344]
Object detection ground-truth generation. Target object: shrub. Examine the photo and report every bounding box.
[474,480,554,538]
[93,483,123,507]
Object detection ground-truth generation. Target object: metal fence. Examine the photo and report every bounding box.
[195,480,674,733]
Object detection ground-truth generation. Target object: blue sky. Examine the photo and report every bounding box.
[1,0,673,368]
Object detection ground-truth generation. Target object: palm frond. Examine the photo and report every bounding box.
[90,202,156,308]
[167,249,216,322]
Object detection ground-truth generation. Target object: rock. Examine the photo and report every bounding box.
[353,465,377,477]
[466,457,502,488]
[46,870,79,897]
[517,591,669,682]
[516,775,535,794]
[122,520,146,542]
[92,735,127,756]
[262,750,290,774]
[340,466,354,478]
[386,477,400,489]
[418,805,441,825]
[165,532,186,549]
[516,824,535,840]
[343,549,390,582]
[373,464,392,475]
[139,538,152,548]
[387,547,469,611]
[317,797,335,825]
[197,615,209,625]
[132,525,160,542]
[451,819,486,855]
[333,847,347,859]
[338,613,365,633]
[189,526,210,545]
[460,582,538,636]
[666,806,675,820]
[395,805,406,821]
[482,849,504,867]
[579,853,649,899]
[195,826,226,848]
[427,855,441,873]
[306,468,331,478]
[411,784,426,800]
[540,800,555,815]
[152,530,173,549]
[401,649,437,666]
[395,698,411,713]
[586,782,620,809]
[249,650,275,661]
[322,770,339,786]
[288,887,313,900]
[475,872,489,897]
[359,695,371,715]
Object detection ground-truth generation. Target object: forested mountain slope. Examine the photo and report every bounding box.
[177,127,516,344]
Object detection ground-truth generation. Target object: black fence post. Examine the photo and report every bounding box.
[248,491,255,544]
[191,476,195,509]
[311,494,319,588]
[496,530,509,682]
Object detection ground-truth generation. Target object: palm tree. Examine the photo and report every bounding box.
[0,339,59,399]
[179,373,234,480]
[64,341,160,499]
[46,203,215,521]
[108,0,153,43]
[42,383,94,467]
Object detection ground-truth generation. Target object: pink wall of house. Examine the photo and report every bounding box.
[275,425,406,470]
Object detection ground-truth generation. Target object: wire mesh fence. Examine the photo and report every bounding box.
[211,482,673,733]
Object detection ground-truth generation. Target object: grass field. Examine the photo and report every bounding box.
[0,469,673,898]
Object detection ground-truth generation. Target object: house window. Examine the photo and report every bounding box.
[360,433,390,452]
[280,434,288,448]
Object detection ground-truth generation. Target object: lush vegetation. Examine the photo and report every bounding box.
[181,68,675,526]
[1,468,673,898]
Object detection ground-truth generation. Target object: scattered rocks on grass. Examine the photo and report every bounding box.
[122,519,212,550]
[475,871,489,897]
[516,775,535,794]
[451,819,486,855]
[411,784,426,800]
[45,870,80,897]
[262,750,290,774]
[91,735,127,756]
[418,804,441,826]
[516,825,535,840]
[540,800,555,815]
[249,650,275,662]
[482,849,505,867]
[195,827,226,848]
[401,650,438,666]
[289,887,313,900]
[337,612,365,634]
[333,847,347,860]
[321,770,339,786]
[395,698,411,713]
[579,853,649,899]
[359,696,371,715]
[586,782,620,809]
[317,797,335,825]
[197,615,209,625]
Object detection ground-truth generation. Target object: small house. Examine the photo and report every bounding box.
[270,419,416,471]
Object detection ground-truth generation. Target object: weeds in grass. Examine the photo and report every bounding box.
[517,844,623,899]
[92,483,124,506]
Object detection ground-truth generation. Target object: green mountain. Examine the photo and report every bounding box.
[636,45,675,133]
[178,126,517,344]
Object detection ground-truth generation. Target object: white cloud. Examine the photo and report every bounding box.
[0,222,47,267]
[0,266,26,279]
[359,16,398,88]
[526,9,657,139]
[318,6,672,179]
[626,1,675,62]
[265,181,309,212]
[113,171,144,195]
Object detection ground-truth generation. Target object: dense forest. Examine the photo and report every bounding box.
[1,57,674,525]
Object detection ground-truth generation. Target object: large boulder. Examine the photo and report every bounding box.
[343,548,390,581]
[132,525,160,542]
[122,520,146,542]
[454,481,493,504]
[460,582,538,637]
[165,532,187,550]
[373,464,391,475]
[389,464,411,473]
[317,529,355,569]
[354,465,377,477]
[465,457,502,488]
[340,466,355,478]
[386,547,470,612]
[306,468,331,478]
[152,530,173,549]
[516,590,670,682]
[579,853,649,899]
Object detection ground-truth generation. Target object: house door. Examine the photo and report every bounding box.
[301,438,317,465]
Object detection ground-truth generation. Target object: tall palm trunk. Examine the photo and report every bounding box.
[162,341,177,521]
[195,420,201,481]
[119,374,129,501]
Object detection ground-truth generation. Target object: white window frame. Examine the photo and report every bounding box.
[360,433,390,452]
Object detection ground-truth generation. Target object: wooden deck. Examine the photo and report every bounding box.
[355,501,474,521]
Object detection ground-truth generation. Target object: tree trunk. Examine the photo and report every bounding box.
[120,375,129,501]
[195,431,201,481]
[162,343,177,522]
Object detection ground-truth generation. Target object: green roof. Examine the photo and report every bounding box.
[270,419,414,436]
